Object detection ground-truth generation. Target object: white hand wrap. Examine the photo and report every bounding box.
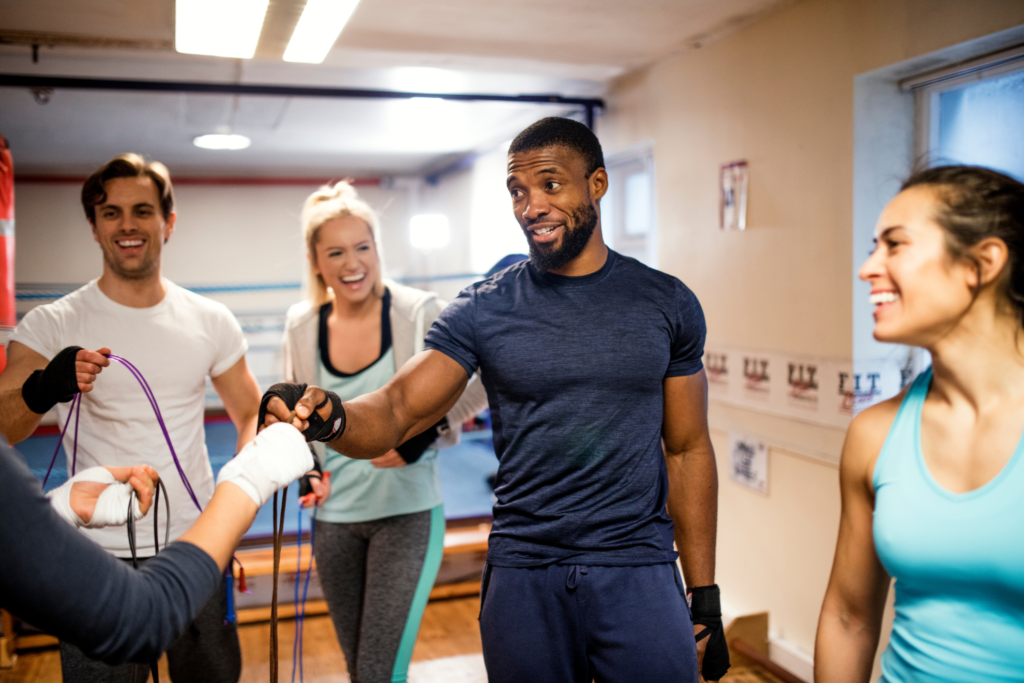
[216,423,314,508]
[47,467,142,529]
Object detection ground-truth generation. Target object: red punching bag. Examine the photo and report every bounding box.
[0,136,16,374]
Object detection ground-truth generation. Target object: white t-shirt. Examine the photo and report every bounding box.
[10,279,247,557]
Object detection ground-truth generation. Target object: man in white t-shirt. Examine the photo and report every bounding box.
[0,153,261,683]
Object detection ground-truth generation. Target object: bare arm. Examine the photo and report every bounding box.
[0,341,111,444]
[264,350,470,459]
[814,403,895,683]
[211,355,261,452]
[662,370,718,590]
[177,482,259,570]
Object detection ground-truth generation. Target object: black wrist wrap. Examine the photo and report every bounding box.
[298,449,323,498]
[304,390,345,443]
[258,383,346,443]
[22,346,83,414]
[690,584,731,681]
[258,382,307,430]
[396,417,449,464]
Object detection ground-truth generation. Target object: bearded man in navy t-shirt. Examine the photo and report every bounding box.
[264,117,730,683]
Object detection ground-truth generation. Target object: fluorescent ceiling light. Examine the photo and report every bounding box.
[283,0,361,64]
[176,0,270,59]
[410,214,450,250]
[193,134,251,150]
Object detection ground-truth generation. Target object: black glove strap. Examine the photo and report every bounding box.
[690,584,731,681]
[22,346,83,414]
[258,383,345,443]
[306,390,345,443]
[396,417,449,464]
[297,449,323,498]
[258,382,307,431]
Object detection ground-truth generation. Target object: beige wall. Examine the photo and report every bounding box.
[599,0,1024,673]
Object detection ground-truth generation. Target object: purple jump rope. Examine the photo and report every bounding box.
[41,354,202,513]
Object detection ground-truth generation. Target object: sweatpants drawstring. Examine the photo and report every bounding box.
[566,564,588,590]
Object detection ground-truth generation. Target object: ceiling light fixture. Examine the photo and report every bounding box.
[176,0,270,59]
[283,0,361,64]
[193,134,252,150]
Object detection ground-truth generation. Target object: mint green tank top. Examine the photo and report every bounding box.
[873,368,1024,681]
[316,347,442,524]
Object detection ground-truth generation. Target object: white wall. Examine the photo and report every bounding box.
[12,179,434,313]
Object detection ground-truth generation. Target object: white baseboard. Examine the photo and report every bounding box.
[769,636,814,683]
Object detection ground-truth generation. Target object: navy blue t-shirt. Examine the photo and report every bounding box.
[425,250,706,567]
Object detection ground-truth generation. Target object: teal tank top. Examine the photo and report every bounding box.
[315,296,442,524]
[873,368,1024,682]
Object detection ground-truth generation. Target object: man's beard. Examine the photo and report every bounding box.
[527,200,598,273]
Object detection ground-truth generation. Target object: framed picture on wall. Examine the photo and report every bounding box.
[720,160,748,231]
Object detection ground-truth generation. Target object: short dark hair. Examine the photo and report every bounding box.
[509,117,604,177]
[81,153,174,223]
[902,165,1024,323]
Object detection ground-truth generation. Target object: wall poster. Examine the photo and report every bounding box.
[728,432,768,494]
[720,160,749,231]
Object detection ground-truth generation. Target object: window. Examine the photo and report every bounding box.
[603,147,656,266]
[909,45,1024,179]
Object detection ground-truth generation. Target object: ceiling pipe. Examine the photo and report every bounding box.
[0,74,604,129]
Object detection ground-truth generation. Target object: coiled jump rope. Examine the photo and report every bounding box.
[39,358,313,683]
[38,355,310,679]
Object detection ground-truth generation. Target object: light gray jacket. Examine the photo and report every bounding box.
[281,279,488,463]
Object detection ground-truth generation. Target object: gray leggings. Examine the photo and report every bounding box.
[59,569,241,683]
[314,507,444,683]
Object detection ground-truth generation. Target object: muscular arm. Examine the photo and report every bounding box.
[814,403,896,683]
[0,341,110,444]
[662,370,718,590]
[266,350,470,459]
[211,355,261,452]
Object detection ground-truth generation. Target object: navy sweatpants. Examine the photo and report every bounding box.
[479,563,699,683]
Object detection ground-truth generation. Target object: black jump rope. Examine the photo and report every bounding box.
[44,355,308,683]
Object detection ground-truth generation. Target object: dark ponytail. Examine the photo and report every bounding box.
[902,165,1024,324]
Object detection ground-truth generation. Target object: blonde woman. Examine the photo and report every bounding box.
[282,182,487,683]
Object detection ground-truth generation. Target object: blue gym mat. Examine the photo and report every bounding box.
[17,420,498,539]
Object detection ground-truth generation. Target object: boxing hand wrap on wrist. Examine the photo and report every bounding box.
[304,390,345,443]
[396,417,449,464]
[258,382,307,430]
[258,383,345,443]
[47,467,142,529]
[689,584,731,681]
[298,452,323,498]
[217,422,314,508]
[22,346,83,414]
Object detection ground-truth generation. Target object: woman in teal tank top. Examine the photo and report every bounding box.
[282,183,488,683]
[816,166,1024,682]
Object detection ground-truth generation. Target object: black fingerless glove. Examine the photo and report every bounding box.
[298,449,323,498]
[690,584,730,681]
[395,417,449,464]
[21,346,83,414]
[258,383,346,443]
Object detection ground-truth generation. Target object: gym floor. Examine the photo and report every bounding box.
[0,597,485,683]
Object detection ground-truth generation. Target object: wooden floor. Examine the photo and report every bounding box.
[0,597,483,683]
[1,599,789,683]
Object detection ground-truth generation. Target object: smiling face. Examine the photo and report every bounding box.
[506,145,607,273]
[91,176,175,282]
[311,215,381,306]
[860,186,981,346]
